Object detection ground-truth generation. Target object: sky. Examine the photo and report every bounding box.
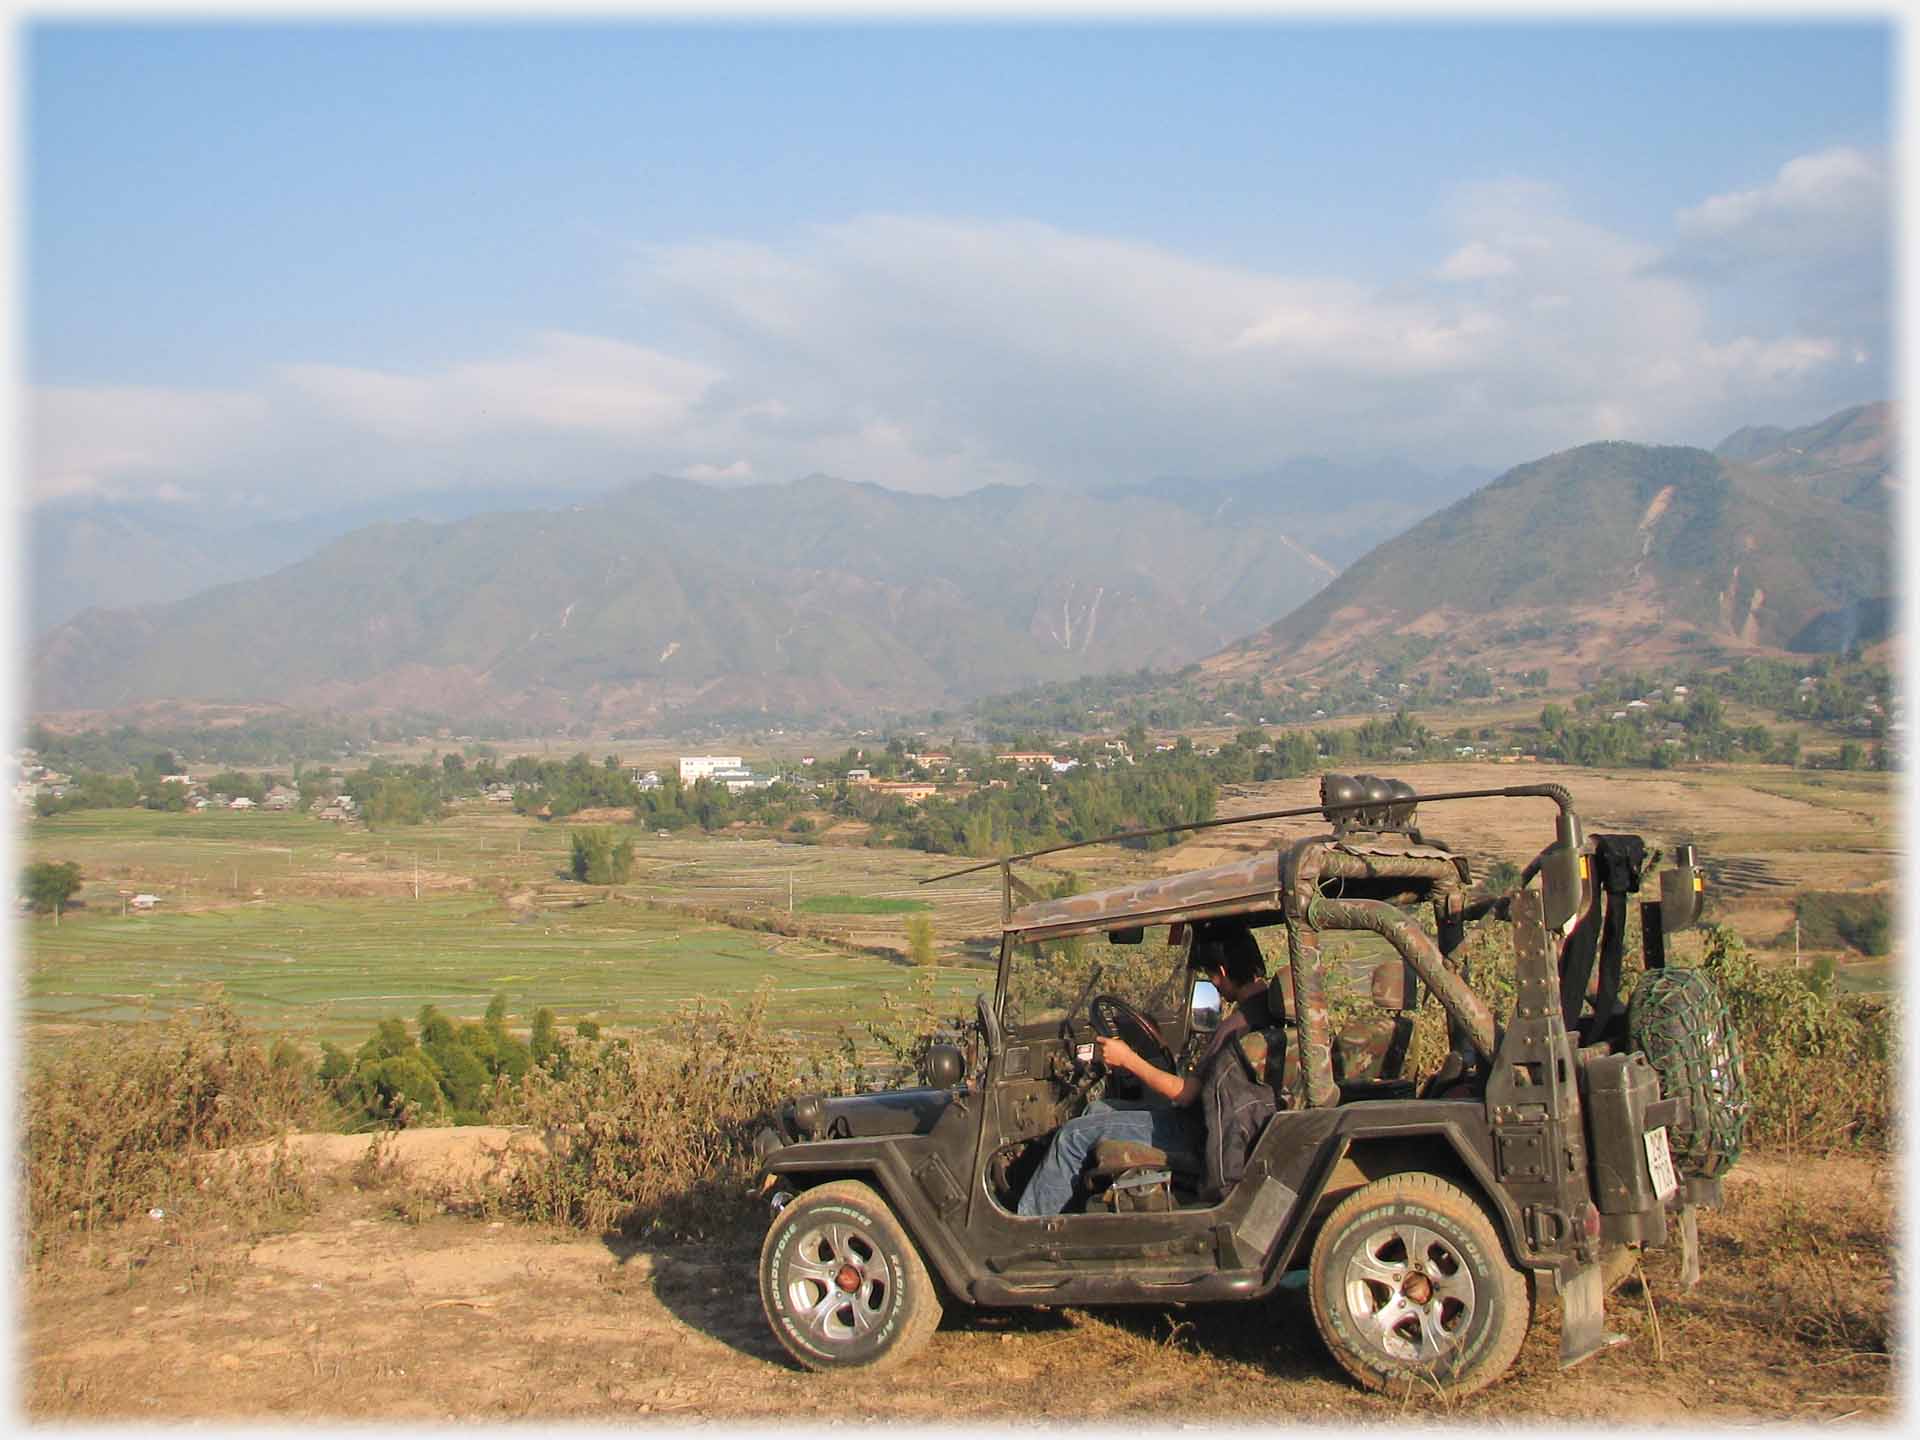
[19,16,1897,510]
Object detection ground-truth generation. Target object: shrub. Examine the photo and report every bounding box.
[1698,924,1893,1152]
[24,997,322,1246]
[488,991,813,1240]
[1794,892,1892,956]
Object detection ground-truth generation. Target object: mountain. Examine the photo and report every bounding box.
[29,484,595,633]
[30,474,1343,725]
[1714,402,1894,511]
[1106,456,1487,568]
[1205,404,1895,691]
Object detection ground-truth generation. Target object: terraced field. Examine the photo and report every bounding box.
[19,808,995,1048]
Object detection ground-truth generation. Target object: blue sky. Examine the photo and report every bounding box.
[23,19,1895,506]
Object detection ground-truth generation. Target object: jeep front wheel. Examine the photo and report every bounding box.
[1308,1174,1532,1396]
[759,1179,942,1371]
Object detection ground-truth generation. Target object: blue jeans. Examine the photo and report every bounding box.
[1015,1099,1196,1217]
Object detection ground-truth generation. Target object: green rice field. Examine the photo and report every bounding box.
[18,807,996,1048]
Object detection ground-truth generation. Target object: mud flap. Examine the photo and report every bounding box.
[1556,1263,1628,1369]
[1677,1203,1701,1290]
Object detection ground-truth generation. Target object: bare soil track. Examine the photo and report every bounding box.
[25,1135,1896,1424]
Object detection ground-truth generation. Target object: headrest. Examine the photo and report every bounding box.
[1371,959,1414,1010]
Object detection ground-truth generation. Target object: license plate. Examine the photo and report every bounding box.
[1643,1125,1679,1201]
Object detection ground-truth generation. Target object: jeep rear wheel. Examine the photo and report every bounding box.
[1308,1174,1532,1396]
[759,1179,942,1372]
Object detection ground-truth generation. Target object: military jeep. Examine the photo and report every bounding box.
[752,775,1748,1394]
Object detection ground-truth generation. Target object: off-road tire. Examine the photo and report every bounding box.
[1308,1174,1532,1397]
[759,1179,942,1372]
[1627,967,1748,1179]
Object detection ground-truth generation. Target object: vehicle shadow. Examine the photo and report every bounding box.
[613,1230,1077,1369]
[614,1227,1329,1378]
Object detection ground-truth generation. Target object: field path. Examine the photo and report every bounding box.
[25,1139,1894,1423]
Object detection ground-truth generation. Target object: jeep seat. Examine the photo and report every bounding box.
[1332,959,1419,1101]
[1087,1137,1202,1181]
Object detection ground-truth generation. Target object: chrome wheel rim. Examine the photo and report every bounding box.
[1342,1220,1477,1363]
[783,1221,894,1345]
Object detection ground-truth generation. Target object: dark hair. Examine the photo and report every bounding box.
[1188,922,1267,985]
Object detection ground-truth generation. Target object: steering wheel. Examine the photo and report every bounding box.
[1088,994,1176,1076]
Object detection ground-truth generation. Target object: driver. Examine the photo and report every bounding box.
[1014,922,1275,1216]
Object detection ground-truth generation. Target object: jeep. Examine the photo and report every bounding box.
[751,775,1749,1394]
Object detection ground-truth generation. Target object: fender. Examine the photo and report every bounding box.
[763,1136,976,1297]
[1249,1105,1557,1286]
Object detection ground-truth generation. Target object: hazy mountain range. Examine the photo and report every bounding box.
[29,407,1891,725]
[28,472,1364,724]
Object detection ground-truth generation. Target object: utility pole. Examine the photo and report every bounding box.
[414,855,420,901]
[1795,916,1802,969]
[790,870,795,913]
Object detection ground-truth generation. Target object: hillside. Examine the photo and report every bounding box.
[1715,401,1894,510]
[31,474,1341,725]
[1205,404,1894,691]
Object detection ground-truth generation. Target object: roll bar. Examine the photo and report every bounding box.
[919,782,1575,885]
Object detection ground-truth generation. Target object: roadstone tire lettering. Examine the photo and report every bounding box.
[1627,967,1749,1179]
[1308,1173,1532,1397]
[757,1179,941,1372]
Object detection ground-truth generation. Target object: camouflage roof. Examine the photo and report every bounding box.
[1005,852,1283,940]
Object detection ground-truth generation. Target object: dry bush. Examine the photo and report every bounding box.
[23,997,325,1255]
[1698,925,1895,1153]
[486,989,849,1240]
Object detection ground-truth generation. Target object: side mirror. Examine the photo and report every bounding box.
[921,1043,965,1089]
[1660,843,1706,932]
[1190,979,1222,1032]
[1540,810,1588,934]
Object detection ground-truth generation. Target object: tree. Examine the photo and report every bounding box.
[570,828,635,884]
[905,913,936,968]
[23,861,82,920]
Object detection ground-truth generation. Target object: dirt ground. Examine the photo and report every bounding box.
[24,1132,1898,1424]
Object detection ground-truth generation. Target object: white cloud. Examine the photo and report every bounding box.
[279,332,722,444]
[1437,241,1517,281]
[28,148,1887,509]
[1677,146,1884,256]
[29,385,268,503]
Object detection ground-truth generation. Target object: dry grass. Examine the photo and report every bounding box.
[23,997,325,1258]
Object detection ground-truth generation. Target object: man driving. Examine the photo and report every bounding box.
[1015,922,1277,1216]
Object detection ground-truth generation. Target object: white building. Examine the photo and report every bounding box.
[679,755,743,784]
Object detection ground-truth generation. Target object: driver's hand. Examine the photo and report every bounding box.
[1094,1035,1138,1073]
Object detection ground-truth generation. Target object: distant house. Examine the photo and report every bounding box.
[1627,699,1651,711]
[264,785,298,810]
[130,893,161,910]
[846,769,872,783]
[229,796,256,810]
[866,780,937,805]
[679,755,743,784]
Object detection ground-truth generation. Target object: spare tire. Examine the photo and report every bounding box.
[1627,967,1749,1179]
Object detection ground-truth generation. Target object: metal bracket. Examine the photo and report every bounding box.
[1677,1203,1701,1290]
[1557,1263,1628,1369]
